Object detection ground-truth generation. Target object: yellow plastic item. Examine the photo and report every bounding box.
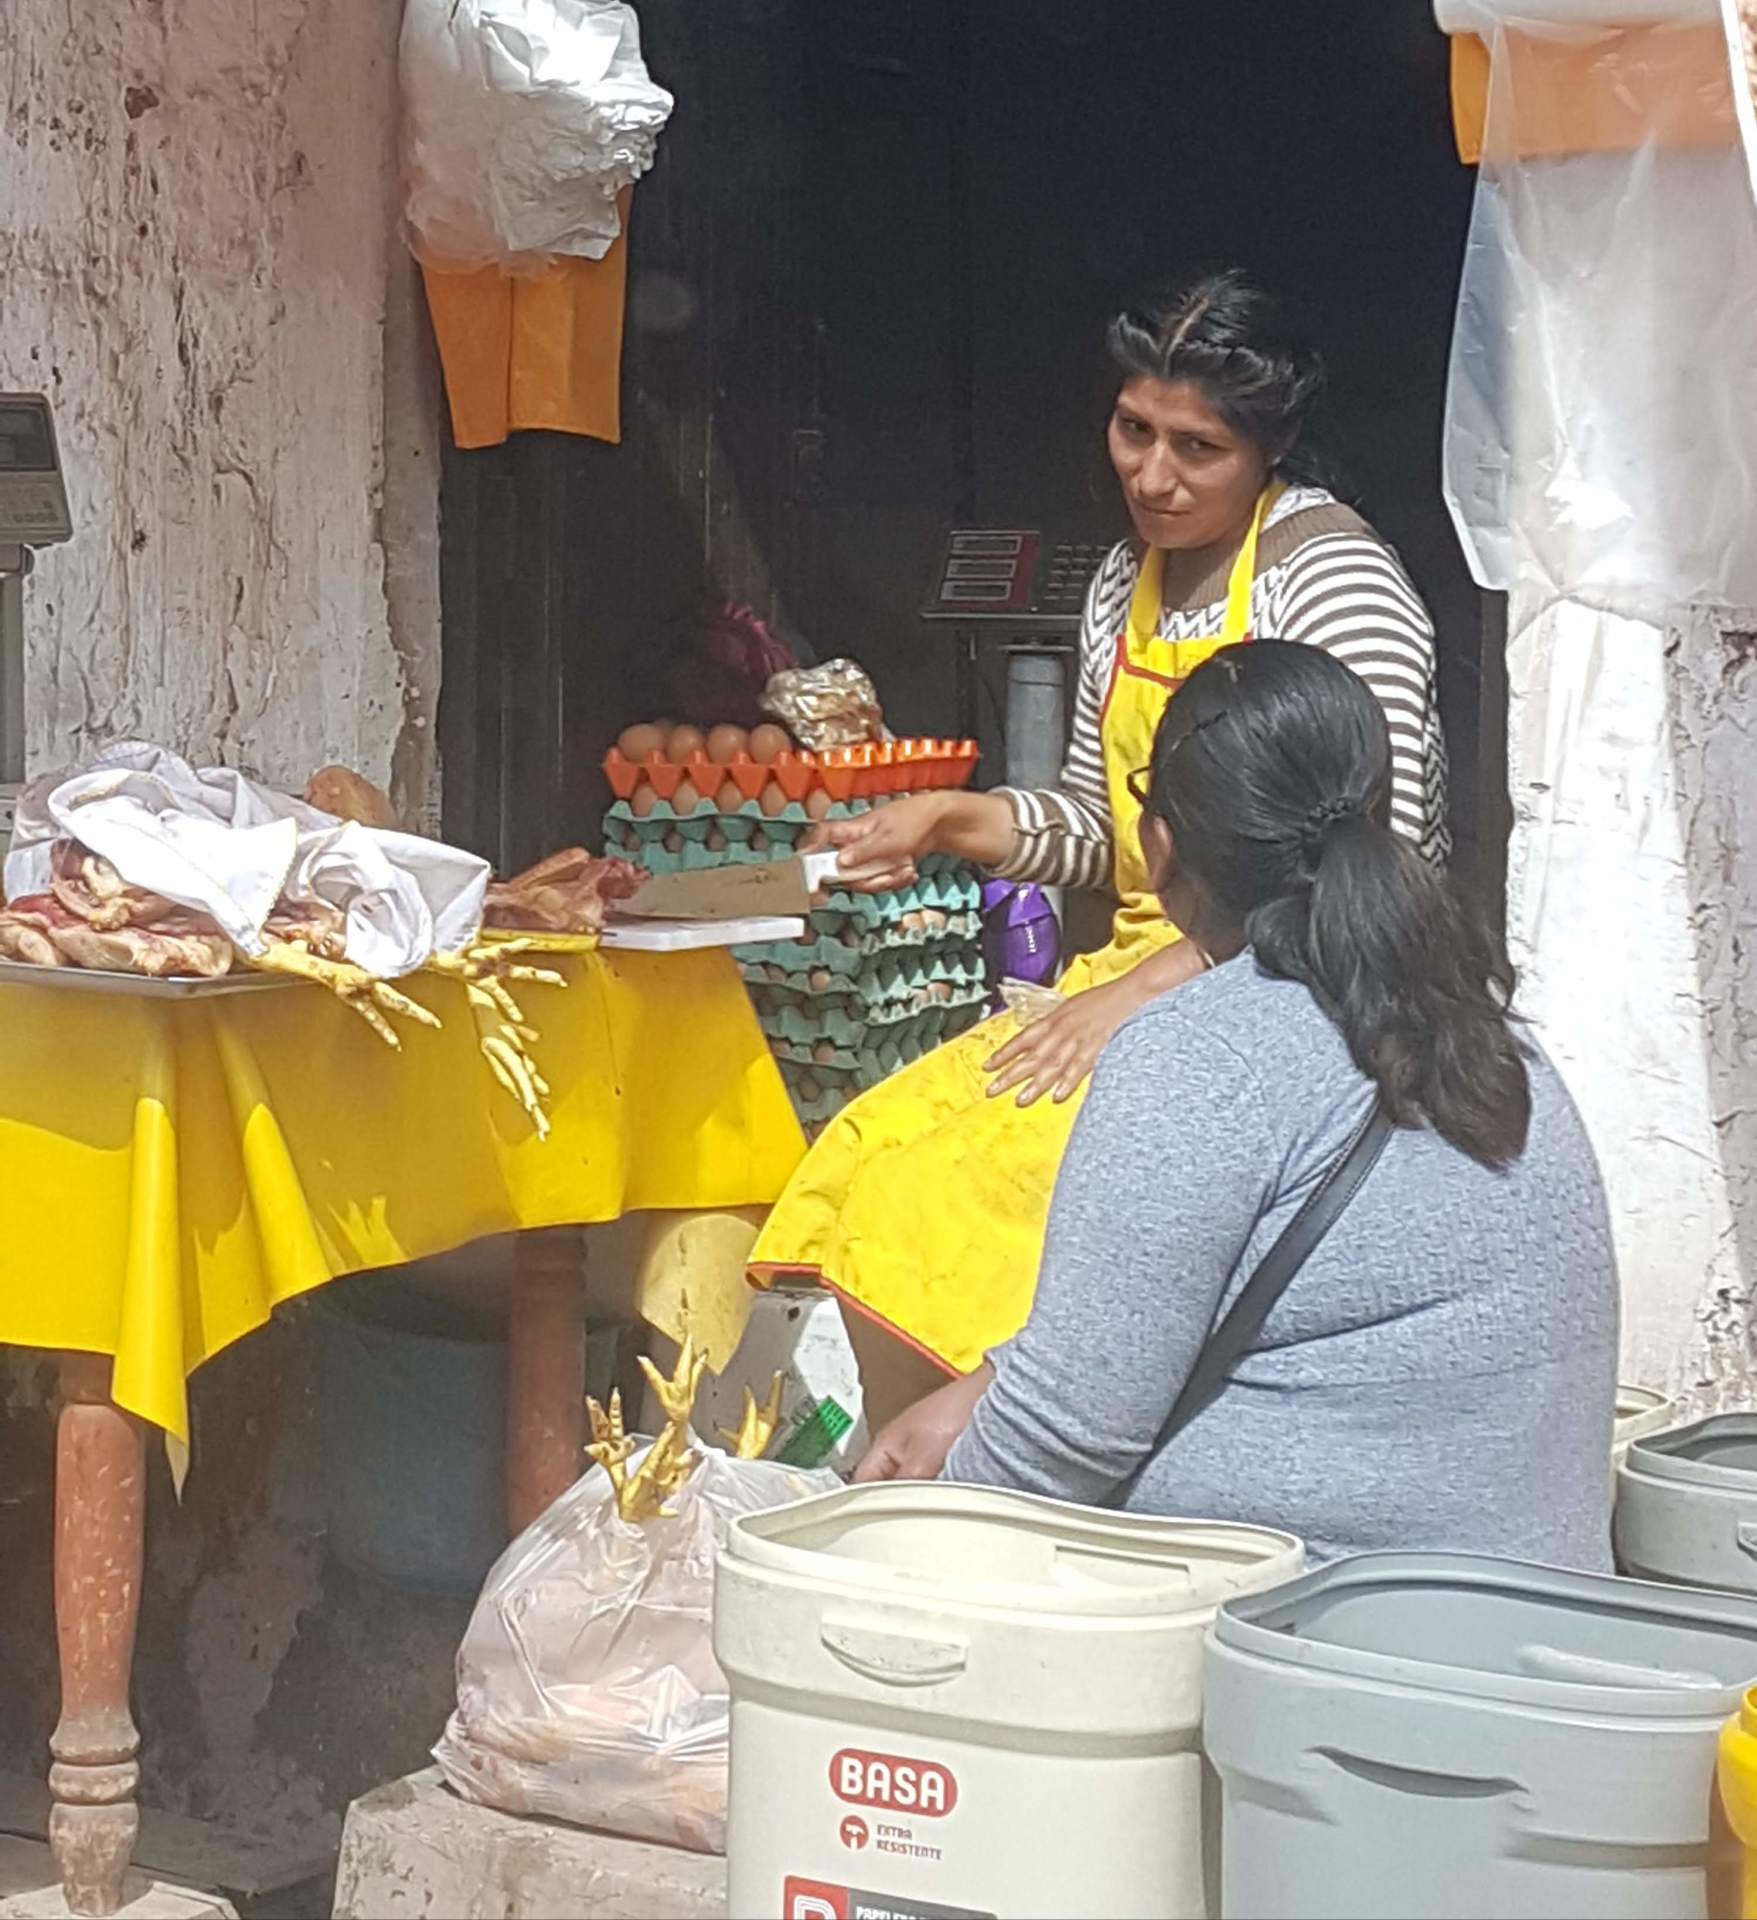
[0,947,803,1442]
[750,490,1279,1373]
[420,193,632,452]
[1449,25,1736,166]
[1720,1687,1757,1918]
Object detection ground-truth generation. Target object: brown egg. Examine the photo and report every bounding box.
[716,779,743,814]
[808,968,833,992]
[706,829,728,853]
[804,787,833,821]
[631,782,660,817]
[797,1075,821,1102]
[706,724,749,765]
[619,723,665,760]
[759,781,789,817]
[749,829,771,855]
[663,830,684,854]
[667,724,706,763]
[813,1042,837,1065]
[673,777,703,814]
[900,910,925,934]
[749,724,791,765]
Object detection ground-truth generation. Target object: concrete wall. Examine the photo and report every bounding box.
[1507,600,1757,1407]
[1484,80,1757,1406]
[0,0,441,819]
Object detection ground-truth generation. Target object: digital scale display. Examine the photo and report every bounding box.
[0,394,72,547]
[0,404,54,473]
[923,528,1113,630]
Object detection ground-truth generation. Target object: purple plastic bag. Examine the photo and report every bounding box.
[980,879,1060,1008]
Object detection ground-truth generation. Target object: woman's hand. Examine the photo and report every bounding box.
[984,940,1210,1107]
[802,793,946,894]
[854,1362,994,1483]
[984,975,1142,1106]
[803,790,1018,894]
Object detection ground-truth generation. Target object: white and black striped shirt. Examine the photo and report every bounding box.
[994,487,1451,891]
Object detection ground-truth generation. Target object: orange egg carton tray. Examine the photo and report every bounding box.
[602,738,979,804]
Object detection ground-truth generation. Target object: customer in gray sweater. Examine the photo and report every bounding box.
[862,641,1618,1569]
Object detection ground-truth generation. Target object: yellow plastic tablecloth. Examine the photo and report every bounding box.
[0,947,805,1440]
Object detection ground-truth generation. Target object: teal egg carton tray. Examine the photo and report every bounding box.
[738,949,986,1009]
[755,990,988,1053]
[606,796,870,831]
[768,1004,986,1077]
[747,970,988,1031]
[735,929,984,981]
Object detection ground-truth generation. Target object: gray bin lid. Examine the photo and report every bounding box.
[1213,1551,1757,1714]
[1615,1414,1757,1595]
[1624,1413,1757,1490]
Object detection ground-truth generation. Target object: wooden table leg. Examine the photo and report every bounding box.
[505,1229,587,1535]
[49,1352,145,1918]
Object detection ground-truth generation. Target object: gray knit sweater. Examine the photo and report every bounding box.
[943,956,1619,1568]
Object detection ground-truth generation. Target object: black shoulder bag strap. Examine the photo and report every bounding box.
[1146,1102,1395,1459]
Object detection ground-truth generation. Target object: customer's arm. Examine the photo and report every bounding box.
[943,1008,1275,1505]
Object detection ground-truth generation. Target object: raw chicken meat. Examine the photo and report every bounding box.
[483,849,646,934]
[0,892,233,977]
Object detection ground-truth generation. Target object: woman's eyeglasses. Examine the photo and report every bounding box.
[1129,711,1225,812]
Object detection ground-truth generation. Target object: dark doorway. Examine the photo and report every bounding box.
[439,1,1499,902]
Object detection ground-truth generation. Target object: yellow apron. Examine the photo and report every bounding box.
[751,490,1280,1372]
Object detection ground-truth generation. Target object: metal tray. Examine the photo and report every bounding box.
[0,958,291,999]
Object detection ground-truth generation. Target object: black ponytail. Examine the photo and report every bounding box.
[1147,641,1529,1169]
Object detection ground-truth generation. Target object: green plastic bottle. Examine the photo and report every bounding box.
[776,1396,854,1469]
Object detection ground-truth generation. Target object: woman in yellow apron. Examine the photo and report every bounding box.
[752,269,1450,1435]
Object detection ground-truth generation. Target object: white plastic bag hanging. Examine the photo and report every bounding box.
[1440,9,1757,620]
[433,1440,839,1853]
[400,0,674,270]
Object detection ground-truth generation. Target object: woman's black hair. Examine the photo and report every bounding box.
[1107,269,1330,488]
[1146,641,1530,1169]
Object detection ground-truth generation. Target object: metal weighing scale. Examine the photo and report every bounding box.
[921,527,1109,790]
[0,394,73,855]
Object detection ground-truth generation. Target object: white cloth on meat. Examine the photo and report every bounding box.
[5,744,489,978]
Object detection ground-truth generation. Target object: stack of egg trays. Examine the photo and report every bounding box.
[602,796,849,872]
[603,793,990,1134]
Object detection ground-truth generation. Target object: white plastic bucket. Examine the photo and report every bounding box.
[1615,1383,1677,1471]
[713,1482,1304,1920]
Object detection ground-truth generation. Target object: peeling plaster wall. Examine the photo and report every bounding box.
[0,0,440,811]
[1507,601,1757,1411]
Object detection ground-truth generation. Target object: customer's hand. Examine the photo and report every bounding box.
[854,1363,993,1483]
[985,975,1141,1106]
[803,794,946,895]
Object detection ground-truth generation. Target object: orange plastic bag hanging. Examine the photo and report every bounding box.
[421,191,631,451]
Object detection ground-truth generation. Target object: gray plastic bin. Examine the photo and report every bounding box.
[1203,1552,1757,1919]
[1617,1414,1757,1595]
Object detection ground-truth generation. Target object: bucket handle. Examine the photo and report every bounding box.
[820,1618,968,1688]
[1315,1749,1522,1801]
[1513,1642,1726,1691]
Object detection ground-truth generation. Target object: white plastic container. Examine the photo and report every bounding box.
[713,1482,1303,1920]
[1614,1383,1677,1471]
